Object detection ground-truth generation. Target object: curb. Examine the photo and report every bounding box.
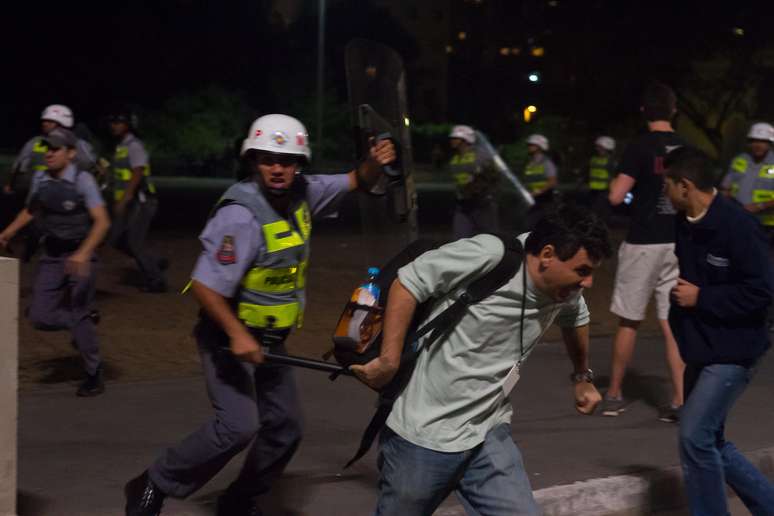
[436,446,774,516]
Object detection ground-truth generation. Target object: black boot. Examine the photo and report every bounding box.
[217,492,263,516]
[124,470,165,516]
[76,363,105,397]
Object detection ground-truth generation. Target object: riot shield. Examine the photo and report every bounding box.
[345,38,418,264]
[474,130,534,232]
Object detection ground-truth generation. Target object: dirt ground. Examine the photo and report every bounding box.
[13,221,663,388]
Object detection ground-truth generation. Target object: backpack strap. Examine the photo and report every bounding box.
[343,233,524,468]
[411,233,523,345]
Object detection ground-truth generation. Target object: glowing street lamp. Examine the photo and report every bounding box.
[528,72,540,83]
[523,105,538,123]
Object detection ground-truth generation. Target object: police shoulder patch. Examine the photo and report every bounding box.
[216,235,236,265]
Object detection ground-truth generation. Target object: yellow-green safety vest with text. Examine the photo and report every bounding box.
[112,135,156,202]
[588,155,612,191]
[29,137,48,173]
[218,181,312,330]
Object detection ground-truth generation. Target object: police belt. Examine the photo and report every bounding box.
[43,236,83,257]
[199,310,290,350]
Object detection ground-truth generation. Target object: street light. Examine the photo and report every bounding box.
[528,72,540,83]
[316,0,325,164]
[523,105,537,123]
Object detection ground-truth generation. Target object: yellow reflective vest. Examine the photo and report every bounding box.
[588,155,612,191]
[217,181,311,330]
[112,134,156,202]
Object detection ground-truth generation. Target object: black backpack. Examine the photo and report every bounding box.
[330,233,524,467]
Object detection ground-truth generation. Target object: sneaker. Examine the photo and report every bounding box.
[658,404,681,423]
[600,395,627,417]
[217,493,263,516]
[125,470,165,516]
[76,364,105,397]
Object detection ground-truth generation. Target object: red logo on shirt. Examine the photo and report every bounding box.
[217,235,236,265]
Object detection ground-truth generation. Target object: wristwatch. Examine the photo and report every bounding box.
[570,369,594,384]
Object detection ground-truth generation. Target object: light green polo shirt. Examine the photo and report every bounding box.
[387,233,590,452]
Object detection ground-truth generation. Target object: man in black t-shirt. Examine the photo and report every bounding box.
[601,82,686,423]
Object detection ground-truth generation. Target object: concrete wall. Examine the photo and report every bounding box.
[0,258,18,516]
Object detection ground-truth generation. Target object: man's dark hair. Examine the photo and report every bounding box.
[642,81,677,122]
[525,204,612,262]
[664,146,716,192]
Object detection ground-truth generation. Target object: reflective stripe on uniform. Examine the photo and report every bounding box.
[752,189,774,226]
[732,157,748,174]
[589,180,609,191]
[242,265,299,293]
[237,301,299,329]
[263,204,311,253]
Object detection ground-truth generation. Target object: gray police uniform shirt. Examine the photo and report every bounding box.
[119,133,150,169]
[191,174,351,298]
[13,136,98,173]
[529,154,558,178]
[387,233,590,453]
[26,164,105,210]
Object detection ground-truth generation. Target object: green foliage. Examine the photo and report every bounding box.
[140,85,252,163]
[287,93,353,166]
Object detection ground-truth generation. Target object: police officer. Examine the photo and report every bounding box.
[522,133,558,229]
[721,122,774,233]
[0,128,110,396]
[448,125,498,238]
[586,135,616,217]
[3,105,101,258]
[123,114,396,516]
[107,109,168,293]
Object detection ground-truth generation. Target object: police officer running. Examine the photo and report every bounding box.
[124,114,395,516]
[107,109,168,293]
[3,105,101,259]
[447,125,499,238]
[0,128,110,396]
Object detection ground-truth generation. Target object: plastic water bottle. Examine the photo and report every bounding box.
[346,267,381,349]
[357,267,381,305]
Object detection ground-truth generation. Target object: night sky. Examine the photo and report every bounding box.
[4,1,774,156]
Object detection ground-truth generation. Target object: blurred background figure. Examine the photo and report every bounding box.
[522,133,557,229]
[448,124,499,238]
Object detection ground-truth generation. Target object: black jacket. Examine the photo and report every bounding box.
[669,194,773,366]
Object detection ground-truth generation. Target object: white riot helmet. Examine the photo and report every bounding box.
[241,114,311,162]
[747,122,774,143]
[595,135,616,151]
[41,104,74,128]
[449,125,476,144]
[526,134,549,151]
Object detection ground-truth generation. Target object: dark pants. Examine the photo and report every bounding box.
[28,253,101,375]
[149,322,303,499]
[453,200,498,239]
[679,362,774,515]
[109,197,165,287]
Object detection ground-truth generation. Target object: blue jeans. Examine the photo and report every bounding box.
[375,423,540,516]
[679,363,774,516]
